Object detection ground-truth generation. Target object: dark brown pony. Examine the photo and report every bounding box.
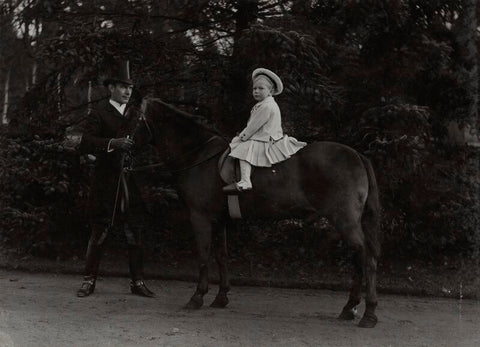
[131,98,381,328]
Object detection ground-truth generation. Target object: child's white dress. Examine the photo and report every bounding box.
[229,96,306,167]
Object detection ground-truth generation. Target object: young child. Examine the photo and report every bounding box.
[225,68,307,192]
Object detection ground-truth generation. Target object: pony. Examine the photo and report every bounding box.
[127,97,381,328]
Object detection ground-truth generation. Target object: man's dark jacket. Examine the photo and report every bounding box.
[80,100,142,222]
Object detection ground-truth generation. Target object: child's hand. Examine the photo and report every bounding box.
[239,132,248,141]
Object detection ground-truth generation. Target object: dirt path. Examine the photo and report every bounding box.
[0,269,479,347]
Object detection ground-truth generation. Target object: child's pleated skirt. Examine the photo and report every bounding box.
[229,135,307,167]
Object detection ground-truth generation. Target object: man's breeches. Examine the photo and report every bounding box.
[84,206,146,281]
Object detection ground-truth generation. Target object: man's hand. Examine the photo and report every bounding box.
[110,137,134,150]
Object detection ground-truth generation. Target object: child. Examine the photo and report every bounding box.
[224,68,307,192]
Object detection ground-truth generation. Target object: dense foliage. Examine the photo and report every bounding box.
[0,0,479,265]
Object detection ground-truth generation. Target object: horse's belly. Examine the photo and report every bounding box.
[239,194,311,219]
[237,167,312,219]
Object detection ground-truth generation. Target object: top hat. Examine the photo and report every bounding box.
[252,68,283,95]
[103,60,134,87]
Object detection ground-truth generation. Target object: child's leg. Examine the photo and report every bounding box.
[237,160,252,189]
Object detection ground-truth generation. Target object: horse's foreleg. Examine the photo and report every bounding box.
[210,220,230,308]
[185,210,212,310]
[358,252,378,328]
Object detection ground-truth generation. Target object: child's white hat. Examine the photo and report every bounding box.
[252,68,283,95]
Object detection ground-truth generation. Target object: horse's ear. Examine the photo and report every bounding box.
[129,88,144,106]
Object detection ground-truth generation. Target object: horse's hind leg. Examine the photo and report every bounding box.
[334,216,378,327]
[210,219,230,308]
[359,251,378,328]
[185,210,212,310]
[336,216,378,328]
[338,245,363,321]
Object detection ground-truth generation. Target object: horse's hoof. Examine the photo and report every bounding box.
[358,314,378,328]
[338,308,357,321]
[210,296,229,308]
[184,296,203,310]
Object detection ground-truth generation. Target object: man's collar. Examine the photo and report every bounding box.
[109,99,127,115]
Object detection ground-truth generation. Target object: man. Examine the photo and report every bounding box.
[76,60,155,298]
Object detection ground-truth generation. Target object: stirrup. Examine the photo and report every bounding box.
[222,182,252,194]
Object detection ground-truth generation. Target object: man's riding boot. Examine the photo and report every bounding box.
[77,227,107,297]
[77,277,96,297]
[130,279,156,298]
[128,246,155,298]
[128,245,144,281]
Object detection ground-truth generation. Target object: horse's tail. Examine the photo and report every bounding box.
[359,154,381,259]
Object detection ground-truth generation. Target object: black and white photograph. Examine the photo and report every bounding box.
[0,1,479,346]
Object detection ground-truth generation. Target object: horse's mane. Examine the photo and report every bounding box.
[144,97,222,137]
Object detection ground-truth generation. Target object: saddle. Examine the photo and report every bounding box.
[218,148,241,186]
[218,148,243,219]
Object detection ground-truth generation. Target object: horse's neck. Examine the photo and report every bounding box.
[172,118,215,152]
[148,98,221,155]
[151,115,214,164]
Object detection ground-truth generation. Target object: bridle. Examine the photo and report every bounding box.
[124,98,228,174]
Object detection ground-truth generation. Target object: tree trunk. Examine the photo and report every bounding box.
[456,0,479,136]
[233,0,259,48]
[57,72,62,113]
[455,0,480,270]
[224,0,260,135]
[32,61,37,86]
[2,68,11,125]
[87,80,92,114]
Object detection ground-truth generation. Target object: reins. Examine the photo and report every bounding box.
[126,136,225,174]
[110,100,150,226]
